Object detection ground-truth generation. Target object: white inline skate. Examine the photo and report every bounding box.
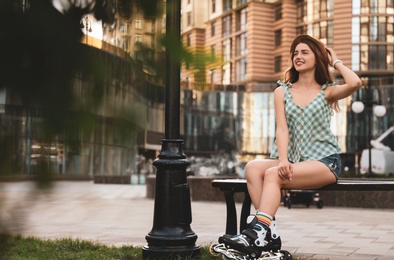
[209,216,292,260]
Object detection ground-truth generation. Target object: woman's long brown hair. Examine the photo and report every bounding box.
[284,34,339,111]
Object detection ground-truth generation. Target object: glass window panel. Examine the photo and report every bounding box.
[328,20,334,44]
[274,4,282,21]
[360,45,369,70]
[321,23,327,37]
[274,56,281,73]
[222,62,231,84]
[223,39,231,61]
[387,45,393,70]
[353,0,361,14]
[352,17,360,43]
[275,30,281,47]
[378,16,386,41]
[222,16,231,37]
[241,33,247,55]
[223,0,231,12]
[378,45,386,69]
[387,21,394,42]
[389,0,394,8]
[378,0,386,13]
[370,0,378,13]
[297,4,303,23]
[240,8,247,31]
[361,0,369,13]
[370,16,378,41]
[307,24,313,36]
[303,2,308,23]
[327,0,334,17]
[306,1,313,22]
[313,23,319,38]
[352,45,360,71]
[369,45,377,69]
[313,0,319,19]
[321,0,328,18]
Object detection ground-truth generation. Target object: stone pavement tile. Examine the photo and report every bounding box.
[2,181,394,260]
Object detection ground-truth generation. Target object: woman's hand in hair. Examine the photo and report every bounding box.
[325,46,338,67]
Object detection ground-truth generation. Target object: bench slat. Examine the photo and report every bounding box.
[212,179,394,191]
[211,178,394,235]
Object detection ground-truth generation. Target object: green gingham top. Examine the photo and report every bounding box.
[270,80,341,162]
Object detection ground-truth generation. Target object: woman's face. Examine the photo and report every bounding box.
[292,43,316,73]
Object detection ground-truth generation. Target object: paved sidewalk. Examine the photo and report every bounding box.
[1,181,393,259]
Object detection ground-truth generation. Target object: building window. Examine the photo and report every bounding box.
[222,62,231,84]
[223,15,231,37]
[274,30,281,47]
[212,0,216,13]
[236,33,247,56]
[274,56,281,73]
[134,51,141,61]
[296,0,333,23]
[274,3,282,21]
[352,7,394,71]
[236,8,247,31]
[209,69,216,84]
[237,0,247,6]
[186,33,191,46]
[135,18,142,29]
[211,44,216,59]
[135,34,143,44]
[223,0,232,12]
[296,21,333,45]
[296,0,334,44]
[236,57,247,81]
[211,21,216,37]
[187,12,192,26]
[223,38,232,62]
[146,19,155,33]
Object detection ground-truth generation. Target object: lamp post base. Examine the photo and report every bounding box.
[142,139,200,259]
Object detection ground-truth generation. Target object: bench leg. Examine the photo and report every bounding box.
[223,190,237,235]
[240,191,251,233]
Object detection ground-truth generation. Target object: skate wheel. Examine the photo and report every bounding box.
[209,243,221,256]
[280,250,293,260]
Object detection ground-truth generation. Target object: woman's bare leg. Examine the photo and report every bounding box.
[258,160,337,217]
[245,159,279,210]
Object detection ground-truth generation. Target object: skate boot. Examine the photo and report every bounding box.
[218,215,281,258]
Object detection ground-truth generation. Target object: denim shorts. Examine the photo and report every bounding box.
[318,154,341,179]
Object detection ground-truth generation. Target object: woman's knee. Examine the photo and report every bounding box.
[245,160,263,181]
[264,167,282,185]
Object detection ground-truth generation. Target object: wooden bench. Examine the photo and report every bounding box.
[211,178,394,235]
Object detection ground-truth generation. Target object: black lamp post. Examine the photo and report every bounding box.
[80,16,92,45]
[351,83,386,178]
[142,0,200,258]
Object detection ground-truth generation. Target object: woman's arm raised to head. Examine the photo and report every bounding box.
[326,47,362,102]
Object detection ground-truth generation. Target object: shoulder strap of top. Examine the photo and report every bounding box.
[322,82,336,90]
[277,80,292,100]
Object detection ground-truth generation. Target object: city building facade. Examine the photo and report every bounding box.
[1,0,393,177]
[180,0,394,169]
